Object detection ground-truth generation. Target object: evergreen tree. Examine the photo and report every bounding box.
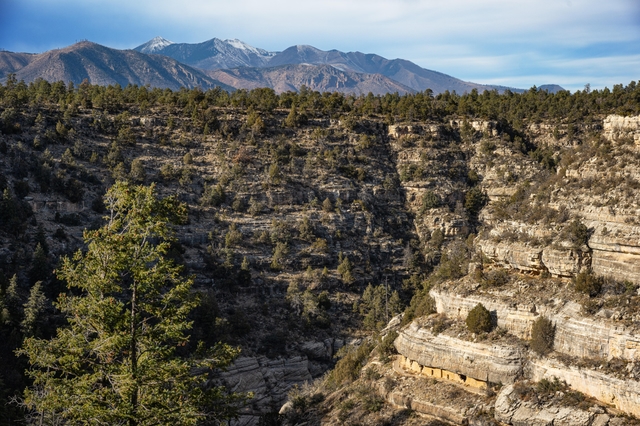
[29,243,49,284]
[20,281,47,338]
[18,183,245,425]
[4,274,21,326]
[284,103,299,128]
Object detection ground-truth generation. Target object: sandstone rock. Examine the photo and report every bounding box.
[431,289,540,340]
[541,247,589,277]
[592,250,640,285]
[381,314,404,336]
[387,390,469,424]
[278,401,293,415]
[388,124,417,138]
[591,414,610,426]
[604,114,640,144]
[300,341,330,360]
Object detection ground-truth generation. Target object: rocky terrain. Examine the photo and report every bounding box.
[277,107,640,424]
[2,81,640,424]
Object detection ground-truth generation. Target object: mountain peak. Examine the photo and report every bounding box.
[134,36,174,54]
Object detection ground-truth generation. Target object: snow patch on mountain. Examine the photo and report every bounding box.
[135,36,174,54]
[224,39,276,57]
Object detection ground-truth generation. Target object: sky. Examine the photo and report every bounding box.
[1,0,639,92]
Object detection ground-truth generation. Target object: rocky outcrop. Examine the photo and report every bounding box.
[477,240,546,274]
[603,114,640,144]
[431,288,640,361]
[494,384,604,426]
[387,391,469,424]
[394,321,524,385]
[217,356,312,425]
[431,289,539,339]
[530,357,640,417]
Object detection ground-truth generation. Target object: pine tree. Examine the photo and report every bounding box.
[4,274,21,326]
[29,243,49,284]
[284,104,298,128]
[18,182,246,425]
[20,281,47,338]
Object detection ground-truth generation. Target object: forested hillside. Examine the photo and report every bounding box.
[1,75,640,424]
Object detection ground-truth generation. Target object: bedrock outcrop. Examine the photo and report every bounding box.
[603,114,640,144]
[431,288,640,361]
[494,384,607,426]
[530,357,640,417]
[394,320,524,385]
[477,238,590,278]
[217,356,312,425]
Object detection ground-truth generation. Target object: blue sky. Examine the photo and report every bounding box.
[1,0,639,92]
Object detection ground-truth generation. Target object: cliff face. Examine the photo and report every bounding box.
[530,357,640,417]
[430,286,640,361]
[217,356,313,425]
[474,115,640,285]
[385,115,640,424]
[394,321,524,385]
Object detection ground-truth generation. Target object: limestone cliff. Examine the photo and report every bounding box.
[394,320,524,385]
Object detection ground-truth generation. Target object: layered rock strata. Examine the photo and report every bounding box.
[217,356,312,425]
[394,321,524,385]
[530,357,640,417]
[431,288,640,361]
[494,384,608,426]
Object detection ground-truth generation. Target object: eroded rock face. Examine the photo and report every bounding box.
[530,357,640,417]
[477,240,545,273]
[495,384,597,426]
[431,288,640,361]
[604,114,640,144]
[394,321,524,384]
[217,356,312,425]
[431,288,539,339]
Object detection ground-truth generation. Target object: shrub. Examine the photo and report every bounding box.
[182,152,193,165]
[248,197,264,216]
[430,228,444,248]
[464,187,489,218]
[574,271,602,297]
[322,197,333,213]
[337,254,354,284]
[482,268,510,288]
[201,183,225,207]
[420,190,441,213]
[402,289,436,325]
[377,331,398,358]
[328,342,374,385]
[566,218,590,248]
[129,158,146,183]
[530,316,555,355]
[466,303,492,333]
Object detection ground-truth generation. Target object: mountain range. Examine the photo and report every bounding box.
[0,36,565,95]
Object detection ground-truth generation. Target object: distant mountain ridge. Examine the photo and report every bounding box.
[0,37,566,95]
[206,63,416,95]
[1,41,233,91]
[135,37,276,70]
[137,38,536,95]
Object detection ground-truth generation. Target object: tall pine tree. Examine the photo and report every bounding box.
[19,182,246,425]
